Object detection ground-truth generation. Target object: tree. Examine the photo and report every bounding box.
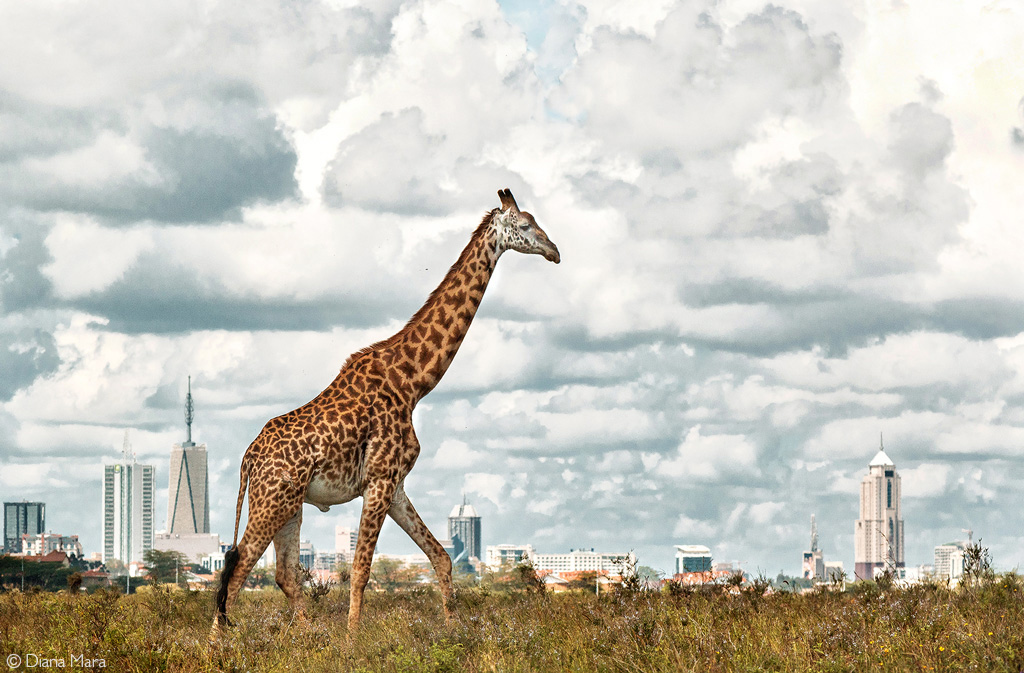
[370,557,402,592]
[245,566,275,589]
[962,540,995,588]
[611,554,642,593]
[370,558,428,592]
[142,549,190,586]
[636,566,662,583]
[0,555,74,592]
[104,558,126,575]
[511,559,543,593]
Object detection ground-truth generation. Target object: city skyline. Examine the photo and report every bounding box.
[0,438,995,576]
[1,0,1023,577]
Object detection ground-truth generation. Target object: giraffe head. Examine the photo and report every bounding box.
[492,188,560,264]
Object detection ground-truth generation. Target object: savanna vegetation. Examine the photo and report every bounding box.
[1,561,1021,672]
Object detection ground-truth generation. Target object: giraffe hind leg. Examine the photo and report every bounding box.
[273,509,306,616]
[210,476,307,640]
[210,531,272,643]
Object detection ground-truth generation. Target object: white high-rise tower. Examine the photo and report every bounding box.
[102,432,155,564]
[854,436,904,580]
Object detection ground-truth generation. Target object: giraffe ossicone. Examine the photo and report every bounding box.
[211,189,559,642]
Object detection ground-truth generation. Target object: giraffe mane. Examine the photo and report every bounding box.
[340,209,499,371]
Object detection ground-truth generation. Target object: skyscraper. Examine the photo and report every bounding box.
[3,501,45,553]
[802,514,824,580]
[854,437,904,580]
[167,377,209,534]
[102,432,155,564]
[447,497,481,562]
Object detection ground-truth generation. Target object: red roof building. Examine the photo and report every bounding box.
[22,550,70,566]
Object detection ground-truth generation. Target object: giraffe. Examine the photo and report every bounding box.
[212,189,559,639]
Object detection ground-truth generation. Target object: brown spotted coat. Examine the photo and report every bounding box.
[212,189,559,636]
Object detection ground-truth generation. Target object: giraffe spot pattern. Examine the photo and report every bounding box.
[214,195,557,637]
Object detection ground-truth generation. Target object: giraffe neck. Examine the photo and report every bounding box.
[397,213,502,399]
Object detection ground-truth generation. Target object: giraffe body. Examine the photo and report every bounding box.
[212,190,558,639]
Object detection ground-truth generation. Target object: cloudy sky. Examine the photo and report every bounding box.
[2,0,1022,577]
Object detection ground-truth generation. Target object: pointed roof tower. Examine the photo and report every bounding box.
[449,494,479,518]
[869,432,893,467]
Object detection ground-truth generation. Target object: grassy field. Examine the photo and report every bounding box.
[1,575,1022,672]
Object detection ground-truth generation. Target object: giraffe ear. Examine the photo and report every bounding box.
[498,188,520,214]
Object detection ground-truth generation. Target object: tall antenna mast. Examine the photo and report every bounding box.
[184,375,195,447]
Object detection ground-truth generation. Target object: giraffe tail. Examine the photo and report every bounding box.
[231,457,250,548]
[215,457,250,625]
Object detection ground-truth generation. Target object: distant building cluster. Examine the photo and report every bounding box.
[98,378,222,575]
[295,499,489,582]
[292,497,640,592]
[0,388,988,590]
[214,433,994,591]
[807,437,975,588]
[801,515,845,585]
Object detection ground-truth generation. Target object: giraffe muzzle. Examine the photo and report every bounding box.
[538,235,560,264]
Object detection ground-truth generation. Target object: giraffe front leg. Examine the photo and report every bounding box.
[274,509,306,620]
[348,478,397,634]
[388,486,455,622]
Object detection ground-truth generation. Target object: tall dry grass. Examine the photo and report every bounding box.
[1,573,1021,672]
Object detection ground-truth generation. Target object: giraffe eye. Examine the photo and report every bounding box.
[518,222,529,230]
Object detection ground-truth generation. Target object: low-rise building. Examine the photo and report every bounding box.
[485,544,535,569]
[314,550,348,571]
[152,532,221,563]
[80,568,111,589]
[530,549,635,574]
[19,533,83,558]
[19,550,71,567]
[669,570,734,585]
